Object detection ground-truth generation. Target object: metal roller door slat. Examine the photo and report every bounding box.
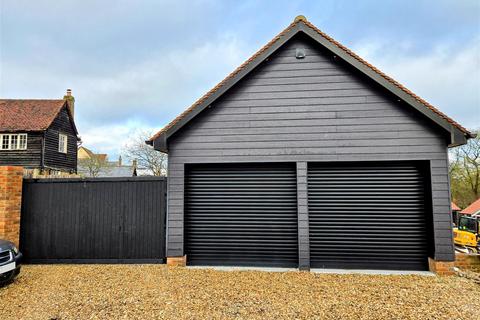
[190,226,295,235]
[190,256,298,261]
[186,241,299,246]
[307,210,425,214]
[185,207,292,213]
[309,240,426,245]
[185,163,298,267]
[185,217,298,221]
[186,213,298,217]
[309,205,425,210]
[308,231,426,236]
[308,162,429,271]
[309,216,425,220]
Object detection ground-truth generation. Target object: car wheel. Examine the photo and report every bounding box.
[0,270,17,287]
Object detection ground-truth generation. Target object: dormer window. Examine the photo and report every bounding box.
[58,133,68,153]
[0,133,27,150]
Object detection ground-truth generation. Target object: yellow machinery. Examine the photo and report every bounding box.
[454,215,479,253]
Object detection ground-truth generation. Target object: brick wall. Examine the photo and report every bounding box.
[167,256,186,267]
[0,166,23,246]
[428,257,455,275]
[455,253,480,272]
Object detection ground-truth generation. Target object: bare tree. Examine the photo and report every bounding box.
[78,155,112,177]
[449,130,480,207]
[123,130,167,176]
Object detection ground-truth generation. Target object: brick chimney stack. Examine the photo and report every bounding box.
[64,88,75,118]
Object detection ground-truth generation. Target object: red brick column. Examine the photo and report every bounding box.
[0,166,23,247]
[428,257,455,276]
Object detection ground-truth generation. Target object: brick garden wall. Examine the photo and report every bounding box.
[455,253,480,272]
[0,166,23,247]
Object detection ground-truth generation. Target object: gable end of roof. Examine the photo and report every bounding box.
[148,16,473,151]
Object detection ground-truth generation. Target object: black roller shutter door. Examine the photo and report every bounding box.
[185,163,298,267]
[308,162,430,270]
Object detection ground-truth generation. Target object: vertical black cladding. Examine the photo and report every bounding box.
[308,162,430,271]
[20,177,166,263]
[185,163,298,267]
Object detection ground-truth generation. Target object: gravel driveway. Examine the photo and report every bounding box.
[0,265,478,320]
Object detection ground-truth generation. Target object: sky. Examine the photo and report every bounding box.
[1,0,479,160]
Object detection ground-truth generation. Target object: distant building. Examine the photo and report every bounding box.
[461,198,480,218]
[78,146,107,162]
[101,156,138,178]
[77,146,137,177]
[0,89,80,176]
[451,202,461,226]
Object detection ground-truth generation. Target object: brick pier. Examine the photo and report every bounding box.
[0,166,23,246]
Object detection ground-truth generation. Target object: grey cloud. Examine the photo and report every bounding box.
[1,0,478,158]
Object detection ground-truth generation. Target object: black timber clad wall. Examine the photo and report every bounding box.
[20,177,166,263]
[44,106,78,172]
[185,163,298,267]
[308,162,430,270]
[166,33,453,262]
[0,132,43,168]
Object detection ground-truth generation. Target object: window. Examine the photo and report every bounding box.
[18,134,27,149]
[0,134,28,150]
[11,135,18,149]
[58,133,68,153]
[1,135,8,149]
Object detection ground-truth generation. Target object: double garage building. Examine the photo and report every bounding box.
[148,17,473,271]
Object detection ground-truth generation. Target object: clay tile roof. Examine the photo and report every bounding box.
[78,147,107,161]
[451,202,461,211]
[461,198,480,215]
[79,146,95,158]
[96,154,108,162]
[0,99,66,132]
[149,15,472,143]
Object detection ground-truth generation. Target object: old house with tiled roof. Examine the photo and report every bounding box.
[0,89,80,175]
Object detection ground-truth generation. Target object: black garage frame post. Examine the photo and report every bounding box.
[428,159,453,262]
[297,162,310,270]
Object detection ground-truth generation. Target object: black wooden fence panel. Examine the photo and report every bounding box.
[20,177,167,263]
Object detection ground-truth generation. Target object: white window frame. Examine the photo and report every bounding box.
[0,134,9,150]
[58,133,68,153]
[0,133,28,150]
[18,134,27,150]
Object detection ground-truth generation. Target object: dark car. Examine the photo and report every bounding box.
[0,239,22,286]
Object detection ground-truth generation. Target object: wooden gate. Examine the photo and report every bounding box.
[20,177,166,263]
